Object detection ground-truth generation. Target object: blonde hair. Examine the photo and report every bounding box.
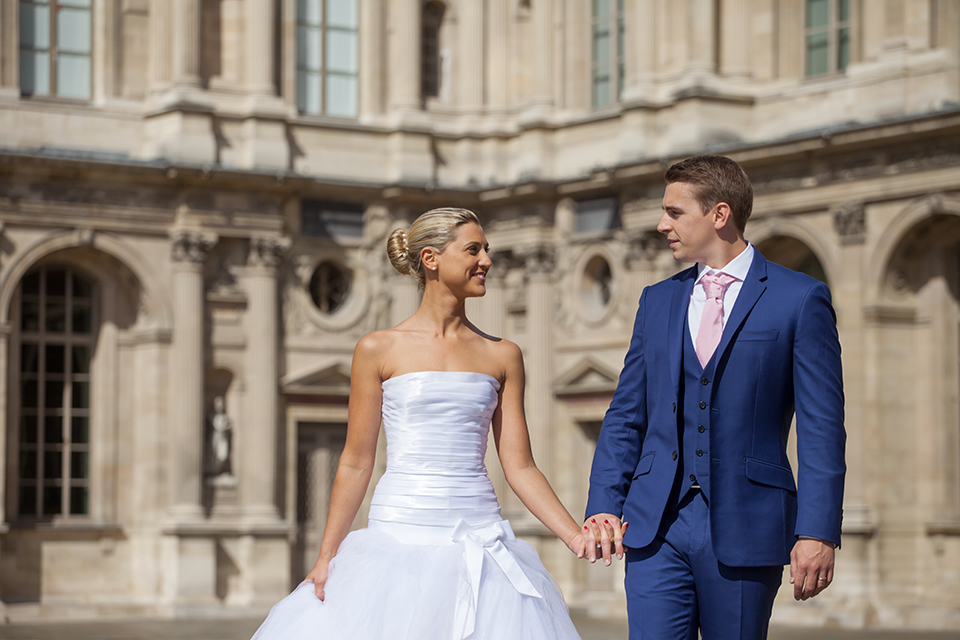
[387,207,481,289]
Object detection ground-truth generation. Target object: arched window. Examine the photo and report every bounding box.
[421,1,445,101]
[15,266,95,518]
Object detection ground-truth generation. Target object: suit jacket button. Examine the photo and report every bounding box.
[698,425,705,433]
[701,377,709,385]
[689,474,696,482]
[672,451,678,460]
[696,449,704,457]
[699,401,707,409]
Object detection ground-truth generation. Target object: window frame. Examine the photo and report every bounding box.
[18,0,94,101]
[11,265,96,522]
[295,0,360,118]
[803,0,851,78]
[590,0,625,109]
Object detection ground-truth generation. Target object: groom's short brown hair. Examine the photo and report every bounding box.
[665,155,753,233]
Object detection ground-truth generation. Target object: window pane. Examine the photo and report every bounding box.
[297,0,321,24]
[19,485,37,515]
[327,0,358,29]
[593,76,610,108]
[43,450,62,480]
[593,26,611,64]
[806,32,828,76]
[21,299,40,331]
[325,74,358,117]
[71,450,88,479]
[44,415,64,444]
[70,486,88,514]
[72,381,89,409]
[20,449,38,480]
[806,0,829,28]
[71,416,89,444]
[60,0,91,7]
[593,0,610,19]
[297,69,321,114]
[56,53,92,100]
[22,272,41,295]
[21,343,39,373]
[297,24,322,71]
[19,2,51,48]
[326,30,357,73]
[838,27,850,71]
[21,414,38,444]
[19,50,50,96]
[46,269,67,296]
[42,485,62,515]
[46,301,66,332]
[45,344,65,374]
[72,345,91,374]
[838,0,850,21]
[72,274,93,299]
[22,379,39,409]
[72,302,93,334]
[45,380,64,408]
[57,7,91,54]
[576,197,620,233]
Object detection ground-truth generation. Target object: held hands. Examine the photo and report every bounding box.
[304,557,332,601]
[789,538,835,601]
[582,513,629,566]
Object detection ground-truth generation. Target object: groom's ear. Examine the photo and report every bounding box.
[712,202,735,230]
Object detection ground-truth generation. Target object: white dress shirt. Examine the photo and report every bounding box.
[687,243,756,345]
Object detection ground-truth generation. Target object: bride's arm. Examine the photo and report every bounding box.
[305,334,385,599]
[493,342,586,558]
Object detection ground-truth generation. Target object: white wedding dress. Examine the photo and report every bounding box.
[251,371,582,640]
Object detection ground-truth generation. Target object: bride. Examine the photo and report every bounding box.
[251,207,616,640]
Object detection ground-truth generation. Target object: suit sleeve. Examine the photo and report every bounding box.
[585,289,649,519]
[792,281,846,547]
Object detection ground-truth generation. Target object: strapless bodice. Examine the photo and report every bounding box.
[368,371,503,533]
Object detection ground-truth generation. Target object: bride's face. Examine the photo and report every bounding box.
[432,222,492,298]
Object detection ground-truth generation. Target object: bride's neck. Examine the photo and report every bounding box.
[415,287,469,336]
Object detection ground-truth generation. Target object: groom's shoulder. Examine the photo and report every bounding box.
[645,266,696,295]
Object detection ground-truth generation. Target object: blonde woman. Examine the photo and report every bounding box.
[249,208,604,640]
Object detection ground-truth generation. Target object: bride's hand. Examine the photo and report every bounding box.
[305,557,332,601]
[564,529,588,559]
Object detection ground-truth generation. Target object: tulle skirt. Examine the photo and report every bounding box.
[250,519,582,640]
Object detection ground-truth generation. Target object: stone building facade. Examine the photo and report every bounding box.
[0,0,959,630]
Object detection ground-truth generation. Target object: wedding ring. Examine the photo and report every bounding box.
[818,578,826,582]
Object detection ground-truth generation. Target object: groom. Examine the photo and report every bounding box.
[584,156,845,639]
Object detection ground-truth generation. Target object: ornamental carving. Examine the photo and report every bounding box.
[515,243,556,276]
[248,235,292,268]
[170,230,217,263]
[833,203,866,245]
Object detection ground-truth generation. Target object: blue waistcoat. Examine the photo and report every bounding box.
[673,316,715,506]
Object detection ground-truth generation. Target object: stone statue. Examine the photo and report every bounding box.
[209,396,232,477]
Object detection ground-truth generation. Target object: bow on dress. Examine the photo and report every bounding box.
[451,519,543,639]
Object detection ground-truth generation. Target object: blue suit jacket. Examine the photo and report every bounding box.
[586,251,845,567]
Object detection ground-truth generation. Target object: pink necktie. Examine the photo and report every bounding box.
[696,272,736,368]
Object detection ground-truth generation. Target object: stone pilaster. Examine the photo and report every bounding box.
[621,0,656,102]
[0,0,19,100]
[241,236,290,522]
[719,0,751,79]
[245,0,276,97]
[516,244,556,481]
[172,0,202,89]
[0,323,8,526]
[487,0,509,109]
[148,0,173,92]
[529,0,555,111]
[458,0,484,110]
[687,0,717,74]
[388,0,421,112]
[360,0,386,116]
[168,230,217,520]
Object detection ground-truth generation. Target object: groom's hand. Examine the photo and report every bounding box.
[790,538,835,601]
[582,514,627,566]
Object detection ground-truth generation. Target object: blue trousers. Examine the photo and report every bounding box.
[624,490,783,640]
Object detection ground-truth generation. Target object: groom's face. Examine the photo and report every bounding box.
[658,181,718,264]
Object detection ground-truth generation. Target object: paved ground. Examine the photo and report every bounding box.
[0,611,957,640]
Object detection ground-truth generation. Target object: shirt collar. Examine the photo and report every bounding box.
[695,243,755,285]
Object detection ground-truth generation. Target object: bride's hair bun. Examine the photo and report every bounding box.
[385,208,481,289]
[387,228,414,277]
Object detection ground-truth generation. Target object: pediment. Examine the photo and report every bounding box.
[281,360,352,396]
[553,357,619,398]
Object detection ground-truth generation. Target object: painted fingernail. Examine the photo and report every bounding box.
[583,525,588,529]
[591,518,596,523]
[604,519,609,523]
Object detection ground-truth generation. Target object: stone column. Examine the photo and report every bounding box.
[169,230,217,520]
[148,0,173,92]
[517,245,556,480]
[242,237,290,522]
[487,0,509,109]
[388,0,421,111]
[360,0,385,116]
[0,324,9,526]
[246,0,276,96]
[530,0,554,109]
[719,0,751,79]
[172,0,202,88]
[686,0,716,74]
[458,0,484,110]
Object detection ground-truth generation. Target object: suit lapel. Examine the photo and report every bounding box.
[668,267,697,395]
[713,252,768,367]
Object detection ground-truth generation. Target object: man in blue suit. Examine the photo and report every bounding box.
[583,156,845,639]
